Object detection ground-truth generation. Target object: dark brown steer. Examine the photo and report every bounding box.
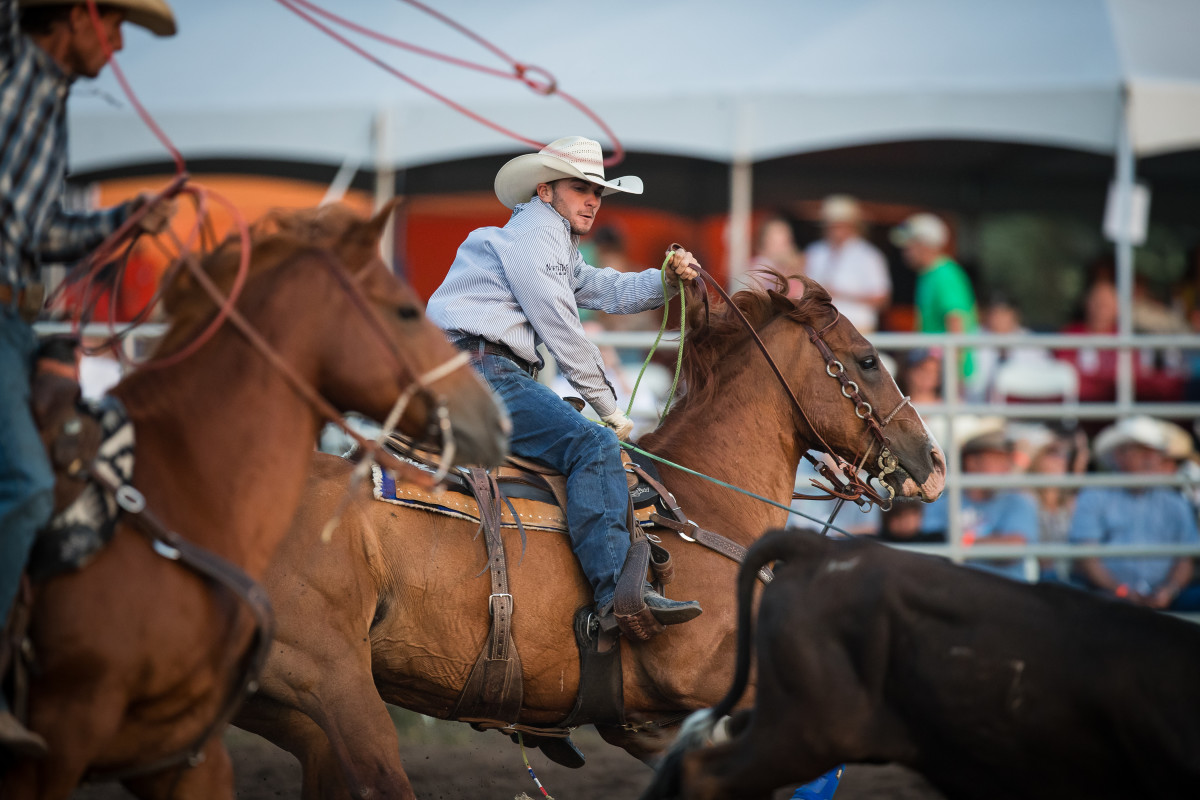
[641,529,1200,800]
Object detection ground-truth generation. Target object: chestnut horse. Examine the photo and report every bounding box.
[235,275,947,799]
[1,204,508,799]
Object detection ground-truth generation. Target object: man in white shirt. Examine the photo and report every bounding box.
[804,195,891,333]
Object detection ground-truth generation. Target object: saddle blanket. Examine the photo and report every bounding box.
[33,395,134,580]
[371,464,657,533]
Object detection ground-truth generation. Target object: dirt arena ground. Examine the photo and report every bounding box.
[72,714,947,800]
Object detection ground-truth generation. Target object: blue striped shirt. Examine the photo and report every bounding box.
[1,0,130,289]
[1068,486,1200,592]
[427,198,675,418]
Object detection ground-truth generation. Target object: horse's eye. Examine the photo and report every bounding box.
[859,356,878,371]
[395,306,420,321]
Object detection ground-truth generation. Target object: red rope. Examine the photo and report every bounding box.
[272,0,625,167]
[66,1,253,365]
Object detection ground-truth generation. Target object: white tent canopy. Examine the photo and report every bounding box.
[69,0,1200,173]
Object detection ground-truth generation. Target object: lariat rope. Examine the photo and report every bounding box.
[618,440,856,538]
[624,252,686,418]
[516,732,555,800]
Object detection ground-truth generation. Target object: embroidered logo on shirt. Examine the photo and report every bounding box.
[545,262,568,276]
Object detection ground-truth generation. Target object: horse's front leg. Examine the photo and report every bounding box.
[0,683,128,800]
[122,737,234,800]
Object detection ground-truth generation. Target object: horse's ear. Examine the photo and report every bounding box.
[365,197,405,244]
[767,288,798,313]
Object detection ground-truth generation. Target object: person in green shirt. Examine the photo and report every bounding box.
[892,212,979,381]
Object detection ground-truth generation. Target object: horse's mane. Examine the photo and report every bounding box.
[668,270,834,413]
[155,203,373,355]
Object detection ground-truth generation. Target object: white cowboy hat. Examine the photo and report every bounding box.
[18,0,176,36]
[1093,415,1169,461]
[493,136,643,210]
[953,415,1010,456]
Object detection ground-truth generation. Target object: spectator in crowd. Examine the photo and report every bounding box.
[802,195,891,333]
[968,290,1055,403]
[582,226,659,332]
[745,215,805,298]
[1069,416,1200,611]
[880,497,943,544]
[1025,428,1089,583]
[894,347,947,446]
[1055,279,1185,403]
[1158,418,1200,518]
[1171,248,1200,402]
[891,212,979,383]
[919,416,1039,581]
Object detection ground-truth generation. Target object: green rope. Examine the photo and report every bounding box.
[618,255,855,536]
[619,439,857,538]
[624,254,685,419]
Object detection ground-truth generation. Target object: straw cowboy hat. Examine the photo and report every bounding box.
[494,136,643,210]
[18,0,177,36]
[819,194,863,225]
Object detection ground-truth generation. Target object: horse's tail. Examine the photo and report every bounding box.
[639,528,821,800]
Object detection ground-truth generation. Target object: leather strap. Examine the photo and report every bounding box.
[453,334,539,377]
[649,513,774,585]
[83,487,276,783]
[0,282,45,322]
[450,468,524,724]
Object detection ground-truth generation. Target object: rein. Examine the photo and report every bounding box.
[683,255,903,512]
[174,249,467,481]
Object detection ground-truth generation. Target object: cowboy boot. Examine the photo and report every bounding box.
[643,587,702,625]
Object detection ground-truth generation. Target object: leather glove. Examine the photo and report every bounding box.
[601,409,635,441]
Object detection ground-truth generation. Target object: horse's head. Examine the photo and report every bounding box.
[156,201,509,468]
[676,272,944,502]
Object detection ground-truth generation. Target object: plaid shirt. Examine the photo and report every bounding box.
[0,0,130,289]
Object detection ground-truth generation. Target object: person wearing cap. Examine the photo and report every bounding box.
[803,195,891,333]
[427,136,703,632]
[918,417,1040,581]
[1069,416,1200,611]
[891,213,979,382]
[0,0,176,758]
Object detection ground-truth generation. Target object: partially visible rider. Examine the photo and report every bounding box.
[427,136,703,631]
[0,0,178,757]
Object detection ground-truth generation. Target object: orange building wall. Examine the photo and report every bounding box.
[89,174,732,319]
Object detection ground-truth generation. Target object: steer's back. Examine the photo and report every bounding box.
[761,534,1200,799]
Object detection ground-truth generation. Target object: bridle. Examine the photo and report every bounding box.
[687,257,907,512]
[172,240,470,477]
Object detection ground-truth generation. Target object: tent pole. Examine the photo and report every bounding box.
[728,158,752,291]
[373,108,397,270]
[1113,92,1136,412]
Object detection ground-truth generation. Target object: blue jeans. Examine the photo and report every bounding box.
[474,353,629,608]
[0,308,55,640]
